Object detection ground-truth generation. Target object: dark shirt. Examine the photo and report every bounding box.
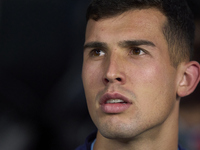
[75,131,186,150]
[75,131,96,150]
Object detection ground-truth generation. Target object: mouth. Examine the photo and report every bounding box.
[100,93,132,114]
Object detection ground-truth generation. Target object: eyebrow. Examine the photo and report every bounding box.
[118,40,156,48]
[83,42,108,51]
[83,40,156,51]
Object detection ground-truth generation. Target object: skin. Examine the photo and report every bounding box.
[82,8,200,150]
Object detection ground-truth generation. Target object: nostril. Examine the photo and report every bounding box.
[116,78,122,82]
[103,77,123,84]
[105,78,109,83]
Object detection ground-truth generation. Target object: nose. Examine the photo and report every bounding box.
[102,53,126,85]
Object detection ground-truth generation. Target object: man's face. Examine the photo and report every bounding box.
[82,9,180,140]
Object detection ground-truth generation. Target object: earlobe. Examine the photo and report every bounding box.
[177,61,200,97]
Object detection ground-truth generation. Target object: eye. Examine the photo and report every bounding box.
[90,49,105,57]
[129,47,145,55]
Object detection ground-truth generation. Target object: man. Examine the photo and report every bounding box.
[76,0,200,149]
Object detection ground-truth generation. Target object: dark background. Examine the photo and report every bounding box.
[0,0,199,150]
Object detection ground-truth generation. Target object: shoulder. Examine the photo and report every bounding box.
[178,145,186,150]
[75,131,97,150]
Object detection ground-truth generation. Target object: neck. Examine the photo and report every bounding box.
[94,102,180,150]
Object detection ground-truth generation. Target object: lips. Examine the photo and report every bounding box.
[100,93,132,113]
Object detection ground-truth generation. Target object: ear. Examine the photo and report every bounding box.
[177,61,200,97]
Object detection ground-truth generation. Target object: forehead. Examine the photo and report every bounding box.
[85,8,167,48]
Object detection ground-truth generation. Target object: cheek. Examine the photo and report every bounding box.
[144,66,176,111]
[82,61,103,112]
[82,61,103,89]
[126,65,177,128]
[82,64,95,103]
[128,63,177,106]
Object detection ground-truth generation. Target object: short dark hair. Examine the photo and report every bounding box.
[86,0,195,67]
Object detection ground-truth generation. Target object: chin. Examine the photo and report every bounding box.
[100,130,138,142]
[98,123,141,140]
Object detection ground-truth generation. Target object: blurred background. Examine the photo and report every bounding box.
[0,0,199,150]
